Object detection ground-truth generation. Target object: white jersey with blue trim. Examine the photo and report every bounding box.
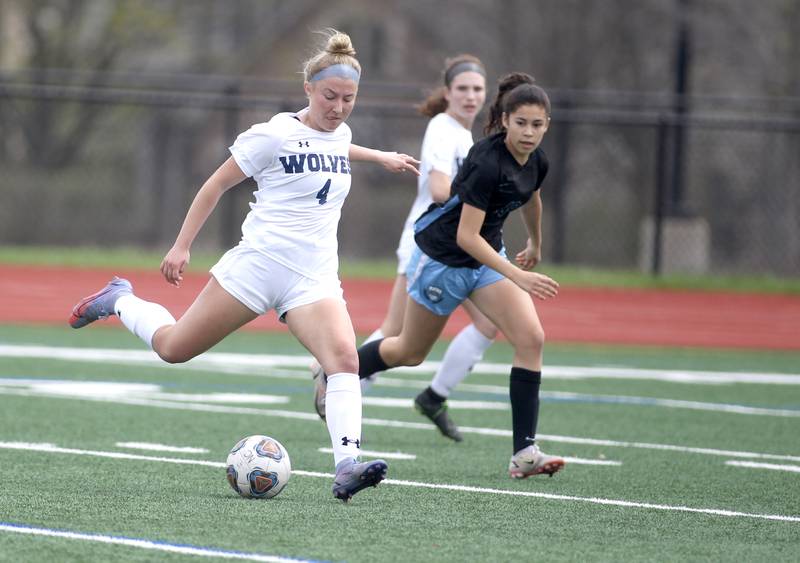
[397,113,474,259]
[229,109,352,279]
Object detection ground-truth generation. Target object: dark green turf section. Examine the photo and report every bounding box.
[1,324,799,562]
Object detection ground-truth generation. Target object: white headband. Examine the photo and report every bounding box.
[309,64,360,84]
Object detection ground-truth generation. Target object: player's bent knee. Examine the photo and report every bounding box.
[402,349,428,367]
[327,345,359,374]
[154,343,195,364]
[157,350,191,364]
[509,328,545,356]
[335,357,359,374]
[530,329,545,352]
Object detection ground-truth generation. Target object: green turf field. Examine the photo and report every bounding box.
[1,323,799,562]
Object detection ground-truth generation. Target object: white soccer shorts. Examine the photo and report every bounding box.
[395,226,417,274]
[210,244,344,321]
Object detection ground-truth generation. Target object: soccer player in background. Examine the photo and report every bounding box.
[314,55,499,443]
[68,29,420,502]
[352,73,566,479]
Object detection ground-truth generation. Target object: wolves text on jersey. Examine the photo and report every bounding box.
[279,153,351,175]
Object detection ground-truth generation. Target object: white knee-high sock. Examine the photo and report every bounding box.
[431,323,493,398]
[114,294,176,349]
[360,329,384,393]
[325,372,362,467]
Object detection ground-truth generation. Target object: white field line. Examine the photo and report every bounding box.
[562,457,622,466]
[2,344,799,385]
[317,447,416,460]
[0,442,796,524]
[725,461,800,474]
[3,373,799,420]
[5,345,800,417]
[0,441,225,467]
[147,392,289,404]
[318,446,620,467]
[533,432,800,463]
[377,477,800,523]
[362,393,800,418]
[0,379,289,404]
[363,397,508,410]
[2,386,799,463]
[116,442,209,454]
[0,522,311,563]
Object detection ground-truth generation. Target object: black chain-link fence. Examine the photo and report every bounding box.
[1,74,798,277]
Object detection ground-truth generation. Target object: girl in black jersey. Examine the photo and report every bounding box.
[356,73,565,478]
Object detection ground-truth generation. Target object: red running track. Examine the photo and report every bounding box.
[1,265,798,350]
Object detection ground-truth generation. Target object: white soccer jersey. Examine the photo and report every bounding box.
[397,113,474,266]
[229,109,352,279]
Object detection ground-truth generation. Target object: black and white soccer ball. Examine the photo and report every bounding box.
[225,435,291,499]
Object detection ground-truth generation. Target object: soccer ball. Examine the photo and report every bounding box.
[225,435,291,499]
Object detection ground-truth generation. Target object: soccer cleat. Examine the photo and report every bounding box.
[414,390,463,442]
[69,277,133,329]
[508,444,565,479]
[311,361,327,420]
[332,458,388,502]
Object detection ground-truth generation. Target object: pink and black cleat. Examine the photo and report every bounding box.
[69,277,132,329]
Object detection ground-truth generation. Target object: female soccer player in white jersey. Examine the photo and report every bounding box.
[354,73,566,479]
[313,55,500,442]
[68,30,419,503]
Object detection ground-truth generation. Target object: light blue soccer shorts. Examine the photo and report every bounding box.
[405,245,506,316]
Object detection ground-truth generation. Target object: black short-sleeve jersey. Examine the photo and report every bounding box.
[414,132,549,269]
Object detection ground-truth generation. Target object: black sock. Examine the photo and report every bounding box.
[357,338,390,379]
[509,367,542,454]
[419,386,446,404]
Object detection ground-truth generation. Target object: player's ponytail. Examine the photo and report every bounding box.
[484,72,550,134]
[303,29,361,82]
[417,54,486,118]
[417,86,449,117]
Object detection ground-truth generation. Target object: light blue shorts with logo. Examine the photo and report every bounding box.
[405,245,506,316]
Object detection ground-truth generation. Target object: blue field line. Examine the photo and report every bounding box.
[539,391,800,413]
[1,374,798,418]
[0,521,328,563]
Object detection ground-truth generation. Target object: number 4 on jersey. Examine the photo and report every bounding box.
[316,179,331,205]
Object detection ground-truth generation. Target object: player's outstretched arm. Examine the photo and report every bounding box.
[349,144,421,176]
[457,203,557,300]
[160,157,247,287]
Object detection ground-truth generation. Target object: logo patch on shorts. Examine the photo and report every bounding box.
[424,285,443,303]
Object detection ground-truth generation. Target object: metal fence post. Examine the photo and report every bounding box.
[652,116,669,275]
[550,102,572,264]
[221,84,240,249]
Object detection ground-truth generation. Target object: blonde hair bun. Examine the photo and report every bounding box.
[303,29,361,82]
[325,31,356,57]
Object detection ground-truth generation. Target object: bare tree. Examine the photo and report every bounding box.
[1,0,174,168]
